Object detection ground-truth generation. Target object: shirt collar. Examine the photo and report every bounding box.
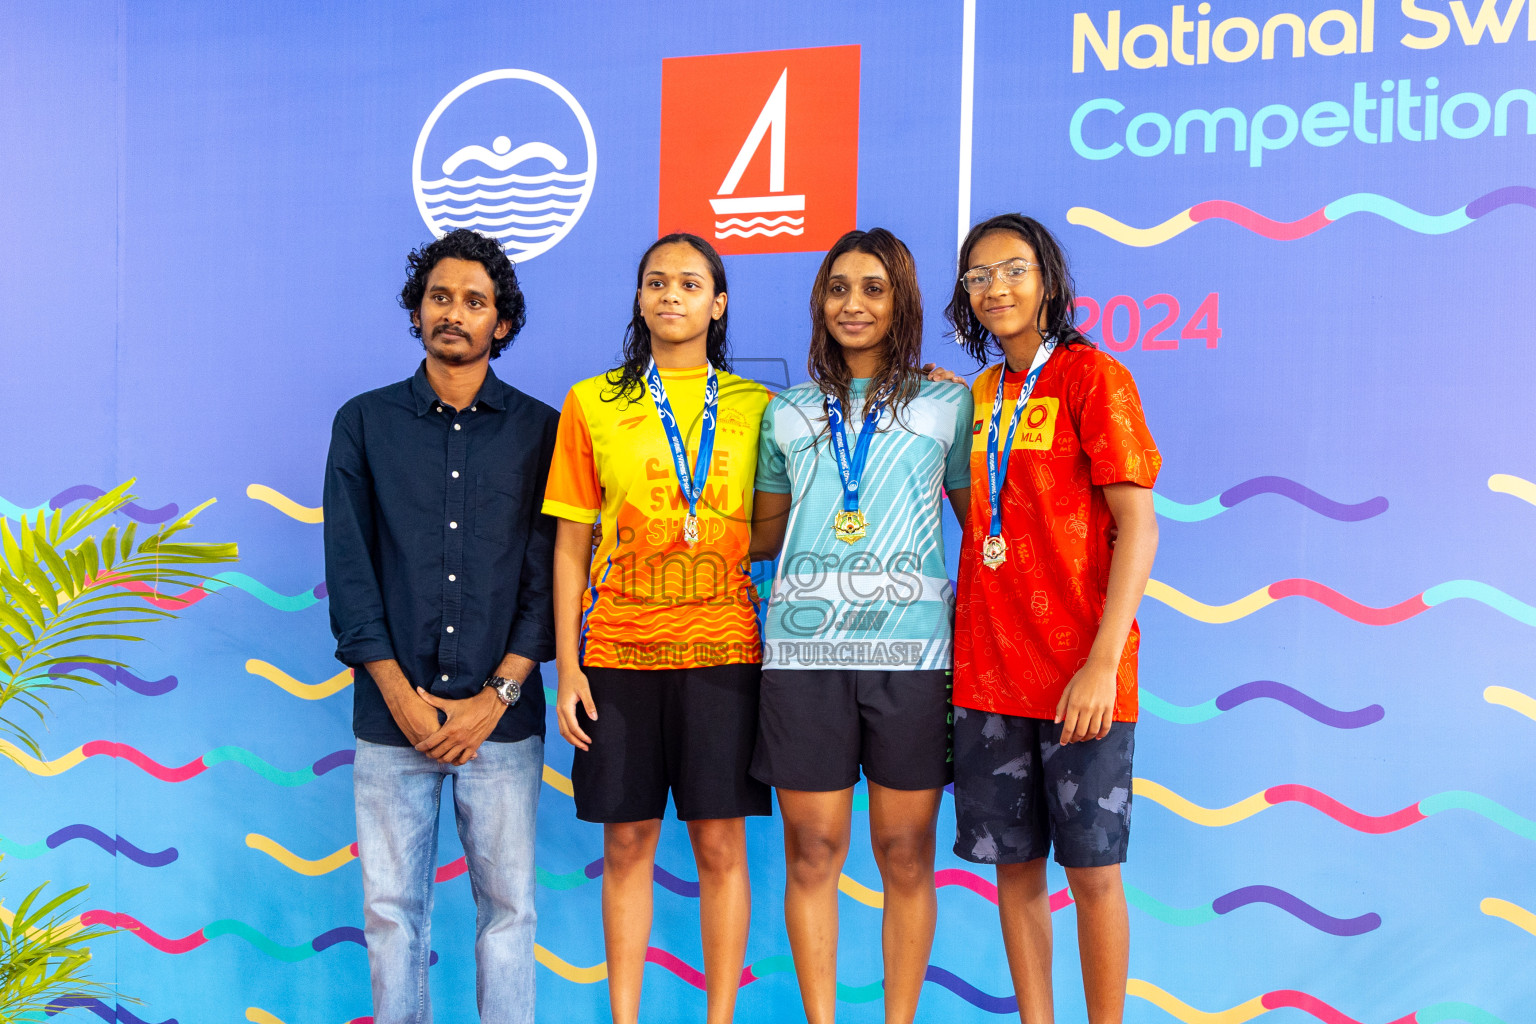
[409,360,511,416]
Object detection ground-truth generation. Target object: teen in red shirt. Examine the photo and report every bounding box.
[948,214,1159,1024]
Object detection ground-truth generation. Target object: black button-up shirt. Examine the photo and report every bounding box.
[323,361,558,746]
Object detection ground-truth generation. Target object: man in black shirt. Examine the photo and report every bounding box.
[324,228,557,1024]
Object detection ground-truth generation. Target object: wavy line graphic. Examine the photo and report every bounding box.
[245,659,353,699]
[1140,680,1383,728]
[1,486,179,524]
[107,571,327,612]
[1153,477,1387,523]
[82,910,437,966]
[1138,778,1536,839]
[0,824,176,866]
[246,484,323,523]
[714,225,805,238]
[1129,980,1509,1024]
[0,738,353,785]
[1481,897,1536,937]
[45,997,177,1024]
[1488,473,1536,508]
[714,215,804,229]
[246,1010,371,1024]
[1069,186,1536,246]
[49,662,178,696]
[1484,685,1536,723]
[1145,577,1536,627]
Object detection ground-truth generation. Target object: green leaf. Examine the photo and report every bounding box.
[0,601,36,645]
[0,573,45,628]
[0,520,20,577]
[119,521,136,560]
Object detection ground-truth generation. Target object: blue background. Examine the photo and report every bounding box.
[2,2,1532,1022]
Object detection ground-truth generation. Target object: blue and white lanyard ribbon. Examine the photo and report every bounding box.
[986,339,1057,539]
[825,392,884,513]
[645,359,718,528]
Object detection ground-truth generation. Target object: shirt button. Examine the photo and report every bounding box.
[446,626,454,633]
[454,423,462,431]
[441,674,449,682]
[472,405,479,411]
[449,521,458,529]
[452,471,460,478]
[448,574,456,581]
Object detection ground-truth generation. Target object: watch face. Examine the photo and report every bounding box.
[500,678,521,706]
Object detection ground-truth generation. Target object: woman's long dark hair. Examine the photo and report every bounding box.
[808,228,924,423]
[945,214,1092,366]
[602,233,731,403]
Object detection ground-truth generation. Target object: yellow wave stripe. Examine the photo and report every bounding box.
[246,484,323,524]
[543,765,574,797]
[0,739,88,776]
[536,942,608,982]
[1066,207,1197,247]
[1489,473,1536,509]
[0,904,88,938]
[1127,979,1269,1024]
[246,834,356,876]
[1484,685,1536,724]
[245,659,354,700]
[1481,897,1536,937]
[1143,579,1275,624]
[1133,779,1271,827]
[245,1011,285,1024]
[838,874,885,908]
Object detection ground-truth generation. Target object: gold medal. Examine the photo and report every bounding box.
[683,513,700,545]
[833,509,868,544]
[981,534,1008,569]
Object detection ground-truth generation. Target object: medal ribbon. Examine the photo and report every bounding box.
[645,359,718,523]
[825,391,884,513]
[986,339,1057,538]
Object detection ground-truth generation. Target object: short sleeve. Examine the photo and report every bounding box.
[944,386,976,492]
[1075,356,1161,488]
[754,398,791,494]
[541,389,602,523]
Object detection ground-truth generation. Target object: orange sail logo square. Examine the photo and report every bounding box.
[659,45,859,255]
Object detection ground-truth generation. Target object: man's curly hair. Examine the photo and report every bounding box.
[399,229,527,359]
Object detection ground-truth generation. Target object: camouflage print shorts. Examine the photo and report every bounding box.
[951,707,1135,868]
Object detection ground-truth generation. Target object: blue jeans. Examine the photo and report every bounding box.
[355,736,543,1024]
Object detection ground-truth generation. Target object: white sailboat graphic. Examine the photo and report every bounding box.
[710,70,805,239]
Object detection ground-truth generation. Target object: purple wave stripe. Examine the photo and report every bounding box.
[924,965,1017,1014]
[1466,185,1536,219]
[655,866,702,898]
[48,485,180,525]
[312,749,356,775]
[45,997,177,1024]
[49,662,178,697]
[313,580,328,599]
[584,857,604,879]
[1211,885,1382,936]
[46,824,178,867]
[1214,681,1385,729]
[1218,476,1388,522]
[310,925,439,965]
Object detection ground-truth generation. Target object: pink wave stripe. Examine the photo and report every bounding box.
[1260,989,1369,1024]
[80,910,206,953]
[1267,579,1430,625]
[80,740,207,782]
[435,858,468,883]
[934,870,1074,912]
[1264,785,1427,834]
[645,946,707,989]
[108,577,212,610]
[1189,200,1332,240]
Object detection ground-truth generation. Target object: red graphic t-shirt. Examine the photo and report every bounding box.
[954,344,1160,722]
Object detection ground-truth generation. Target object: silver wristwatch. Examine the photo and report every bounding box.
[484,675,522,707]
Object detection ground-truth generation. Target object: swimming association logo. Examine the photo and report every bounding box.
[412,69,597,263]
[659,46,859,256]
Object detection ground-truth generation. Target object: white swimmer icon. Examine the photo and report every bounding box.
[441,136,568,176]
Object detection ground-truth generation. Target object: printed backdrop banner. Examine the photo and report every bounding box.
[2,2,1533,1022]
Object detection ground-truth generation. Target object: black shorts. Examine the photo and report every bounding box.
[750,669,953,792]
[572,663,771,823]
[952,707,1135,868]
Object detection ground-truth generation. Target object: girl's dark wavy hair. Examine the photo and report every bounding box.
[602,233,731,404]
[944,214,1093,366]
[399,228,526,359]
[808,228,923,426]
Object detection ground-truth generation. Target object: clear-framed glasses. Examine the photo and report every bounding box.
[960,258,1038,294]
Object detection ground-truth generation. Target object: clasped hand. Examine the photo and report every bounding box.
[406,686,506,766]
